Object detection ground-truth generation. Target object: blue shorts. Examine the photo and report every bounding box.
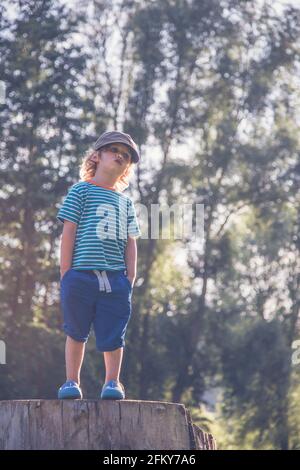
[60,268,133,352]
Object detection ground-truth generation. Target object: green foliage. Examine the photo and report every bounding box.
[220,319,291,449]
[1,0,300,450]
[0,323,65,399]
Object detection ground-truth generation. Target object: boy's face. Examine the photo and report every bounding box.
[92,143,132,176]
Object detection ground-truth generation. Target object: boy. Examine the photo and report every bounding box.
[57,131,141,400]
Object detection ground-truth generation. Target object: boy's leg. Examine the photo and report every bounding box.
[65,335,85,385]
[103,347,123,383]
[61,270,98,386]
[94,270,132,386]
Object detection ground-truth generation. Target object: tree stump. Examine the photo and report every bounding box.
[0,400,216,450]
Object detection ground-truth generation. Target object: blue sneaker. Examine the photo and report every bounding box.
[101,380,125,400]
[58,380,82,399]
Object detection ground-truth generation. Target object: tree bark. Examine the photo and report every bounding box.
[0,399,216,450]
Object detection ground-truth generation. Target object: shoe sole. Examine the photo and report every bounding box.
[58,390,82,400]
[101,389,125,400]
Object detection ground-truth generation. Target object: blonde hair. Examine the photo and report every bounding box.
[79,147,135,193]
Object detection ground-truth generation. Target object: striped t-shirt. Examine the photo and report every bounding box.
[56,180,141,271]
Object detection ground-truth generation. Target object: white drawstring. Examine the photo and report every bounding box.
[101,271,112,293]
[93,270,112,293]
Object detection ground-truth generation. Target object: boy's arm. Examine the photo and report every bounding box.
[60,220,77,279]
[125,236,137,287]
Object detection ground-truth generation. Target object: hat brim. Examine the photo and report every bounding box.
[94,139,139,163]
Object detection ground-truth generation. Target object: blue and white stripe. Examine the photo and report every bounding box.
[57,181,141,271]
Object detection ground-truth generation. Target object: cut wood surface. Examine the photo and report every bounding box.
[0,400,216,450]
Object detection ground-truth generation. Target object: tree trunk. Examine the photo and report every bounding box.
[0,399,216,450]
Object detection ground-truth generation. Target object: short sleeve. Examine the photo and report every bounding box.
[127,199,141,239]
[57,185,82,225]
